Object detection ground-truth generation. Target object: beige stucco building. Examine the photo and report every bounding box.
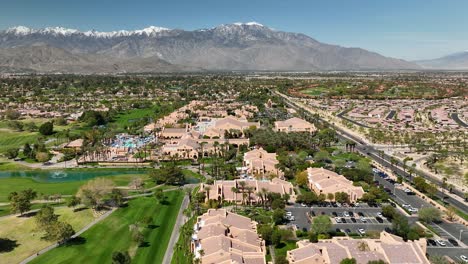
[243,147,283,178]
[307,167,365,202]
[274,117,317,133]
[287,231,429,264]
[192,209,266,264]
[200,178,296,204]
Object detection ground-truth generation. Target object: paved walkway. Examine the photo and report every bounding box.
[269,245,276,264]
[162,194,190,264]
[20,208,117,264]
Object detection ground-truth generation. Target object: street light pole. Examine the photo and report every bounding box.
[460,230,464,242]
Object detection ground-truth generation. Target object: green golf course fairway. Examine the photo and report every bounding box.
[31,191,184,264]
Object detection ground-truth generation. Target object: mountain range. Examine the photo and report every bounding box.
[0,23,420,73]
[415,51,468,70]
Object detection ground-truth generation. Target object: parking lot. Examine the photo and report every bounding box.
[287,204,393,233]
[427,248,468,263]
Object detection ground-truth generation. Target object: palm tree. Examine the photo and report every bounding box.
[231,187,239,210]
[204,186,211,201]
[246,186,254,206]
[238,181,247,205]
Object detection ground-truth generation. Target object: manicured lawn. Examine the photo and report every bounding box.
[0,173,149,202]
[0,129,39,153]
[31,191,184,264]
[274,240,297,259]
[0,207,95,264]
[0,158,31,171]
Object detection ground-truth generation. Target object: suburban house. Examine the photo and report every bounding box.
[274,117,317,133]
[192,209,266,264]
[287,231,429,264]
[307,167,365,202]
[243,147,283,178]
[200,178,295,204]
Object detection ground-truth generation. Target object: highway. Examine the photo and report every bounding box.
[278,92,467,215]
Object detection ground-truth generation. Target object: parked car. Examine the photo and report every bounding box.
[358,212,364,217]
[436,240,446,246]
[332,212,338,217]
[460,255,468,262]
[350,217,357,223]
[376,217,384,223]
[360,217,368,223]
[345,228,351,234]
[358,228,366,235]
[310,211,316,217]
[427,239,437,246]
[335,217,342,223]
[343,211,350,217]
[340,218,346,223]
[377,212,383,217]
[448,238,459,246]
[408,207,418,213]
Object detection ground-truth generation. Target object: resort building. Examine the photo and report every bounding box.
[307,168,365,202]
[200,178,295,204]
[243,147,283,178]
[161,136,201,160]
[64,138,84,151]
[274,117,317,133]
[192,209,266,264]
[287,231,429,264]
[159,127,189,139]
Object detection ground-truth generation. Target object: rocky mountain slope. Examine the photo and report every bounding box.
[0,23,419,73]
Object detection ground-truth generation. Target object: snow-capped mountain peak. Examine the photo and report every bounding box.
[233,21,264,27]
[3,25,171,38]
[133,26,170,36]
[40,27,79,36]
[6,26,33,35]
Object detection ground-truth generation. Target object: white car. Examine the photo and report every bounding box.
[343,212,350,217]
[377,212,383,217]
[436,240,446,246]
[358,228,366,235]
[286,211,292,217]
[460,255,468,262]
[360,217,367,223]
[404,188,412,193]
[301,203,307,207]
[408,207,418,213]
[402,204,411,208]
[335,217,342,223]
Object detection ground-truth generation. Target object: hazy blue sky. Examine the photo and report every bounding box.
[1,0,467,60]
